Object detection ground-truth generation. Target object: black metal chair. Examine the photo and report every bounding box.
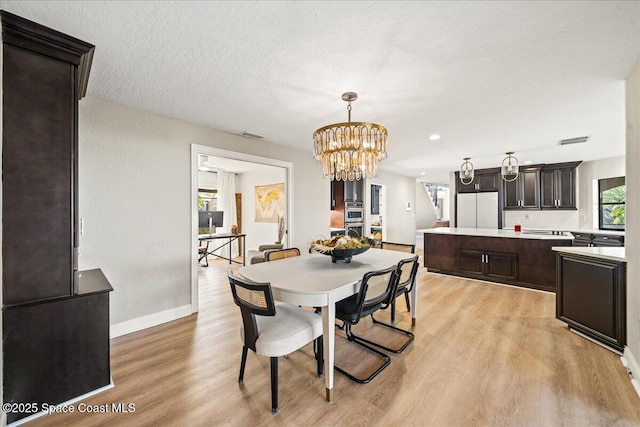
[228,271,323,414]
[380,241,416,319]
[370,254,418,353]
[334,265,398,384]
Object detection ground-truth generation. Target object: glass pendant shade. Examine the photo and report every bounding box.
[501,152,519,182]
[313,92,388,181]
[460,157,474,185]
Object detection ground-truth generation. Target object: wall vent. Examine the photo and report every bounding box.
[239,131,264,139]
[559,136,590,145]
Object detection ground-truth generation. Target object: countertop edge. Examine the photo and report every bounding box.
[552,246,626,262]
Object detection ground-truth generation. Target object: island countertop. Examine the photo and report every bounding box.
[419,227,575,240]
[552,246,626,262]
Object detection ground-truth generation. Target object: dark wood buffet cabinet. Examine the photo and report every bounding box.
[2,11,112,424]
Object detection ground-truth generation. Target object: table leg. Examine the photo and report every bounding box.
[321,303,335,402]
[411,281,418,326]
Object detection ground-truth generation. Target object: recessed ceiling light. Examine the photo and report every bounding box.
[428,134,440,141]
[420,172,426,175]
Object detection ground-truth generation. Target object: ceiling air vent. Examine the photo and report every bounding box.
[239,131,264,140]
[559,136,590,146]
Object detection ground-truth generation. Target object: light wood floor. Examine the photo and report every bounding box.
[29,255,640,426]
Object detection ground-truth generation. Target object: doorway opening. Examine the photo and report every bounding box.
[190,145,293,312]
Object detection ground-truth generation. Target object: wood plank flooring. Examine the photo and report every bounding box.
[28,254,640,426]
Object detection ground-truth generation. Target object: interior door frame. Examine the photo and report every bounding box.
[190,144,294,313]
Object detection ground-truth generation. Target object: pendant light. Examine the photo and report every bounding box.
[501,151,519,182]
[460,157,474,185]
[312,92,388,181]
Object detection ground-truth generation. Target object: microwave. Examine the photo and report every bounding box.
[345,202,364,223]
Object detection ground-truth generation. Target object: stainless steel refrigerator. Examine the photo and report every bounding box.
[456,192,499,228]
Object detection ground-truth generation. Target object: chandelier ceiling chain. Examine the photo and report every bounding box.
[313,92,388,181]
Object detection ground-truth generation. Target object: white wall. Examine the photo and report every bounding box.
[625,59,640,378]
[78,96,330,325]
[577,156,625,229]
[415,182,438,229]
[239,168,287,250]
[369,170,417,244]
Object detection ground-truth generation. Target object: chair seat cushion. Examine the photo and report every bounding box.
[241,303,322,357]
[335,294,381,323]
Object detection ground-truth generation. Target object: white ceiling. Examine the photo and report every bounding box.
[3,1,639,183]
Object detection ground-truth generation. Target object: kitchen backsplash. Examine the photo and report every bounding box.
[503,210,579,230]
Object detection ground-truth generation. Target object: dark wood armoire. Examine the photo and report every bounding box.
[2,11,113,424]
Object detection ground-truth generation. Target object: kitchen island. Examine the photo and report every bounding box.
[421,227,574,292]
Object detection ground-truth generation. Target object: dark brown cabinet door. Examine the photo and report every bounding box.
[457,249,485,277]
[556,253,625,352]
[476,172,500,192]
[503,168,540,209]
[540,165,578,209]
[3,44,76,305]
[556,168,576,208]
[456,169,500,193]
[485,251,518,281]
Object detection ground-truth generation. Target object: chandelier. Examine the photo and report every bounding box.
[313,92,388,181]
[501,151,519,182]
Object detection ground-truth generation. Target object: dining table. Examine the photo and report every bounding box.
[237,248,418,402]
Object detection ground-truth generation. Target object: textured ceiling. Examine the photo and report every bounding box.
[3,1,639,183]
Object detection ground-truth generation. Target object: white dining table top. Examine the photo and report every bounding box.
[238,249,414,304]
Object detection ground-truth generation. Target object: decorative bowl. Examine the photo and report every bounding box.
[312,244,370,263]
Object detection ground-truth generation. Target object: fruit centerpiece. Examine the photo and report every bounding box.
[310,235,372,263]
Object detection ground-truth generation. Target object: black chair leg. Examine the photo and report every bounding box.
[404,291,411,311]
[334,324,391,384]
[239,346,248,383]
[315,336,324,377]
[270,357,278,414]
[369,314,415,354]
[391,300,396,322]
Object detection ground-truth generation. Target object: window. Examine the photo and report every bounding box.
[198,189,218,234]
[598,177,625,231]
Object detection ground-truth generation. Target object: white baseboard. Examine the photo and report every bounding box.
[110,304,193,338]
[622,348,640,398]
[8,380,114,426]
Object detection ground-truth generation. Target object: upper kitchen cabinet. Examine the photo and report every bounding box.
[540,162,581,209]
[330,179,364,210]
[456,168,501,193]
[330,180,345,210]
[503,166,541,210]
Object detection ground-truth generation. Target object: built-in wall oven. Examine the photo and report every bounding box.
[344,201,365,237]
[345,222,364,238]
[345,201,364,223]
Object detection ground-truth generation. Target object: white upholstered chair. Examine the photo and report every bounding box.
[227,271,323,414]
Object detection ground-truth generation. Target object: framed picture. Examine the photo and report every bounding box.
[255,182,286,223]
